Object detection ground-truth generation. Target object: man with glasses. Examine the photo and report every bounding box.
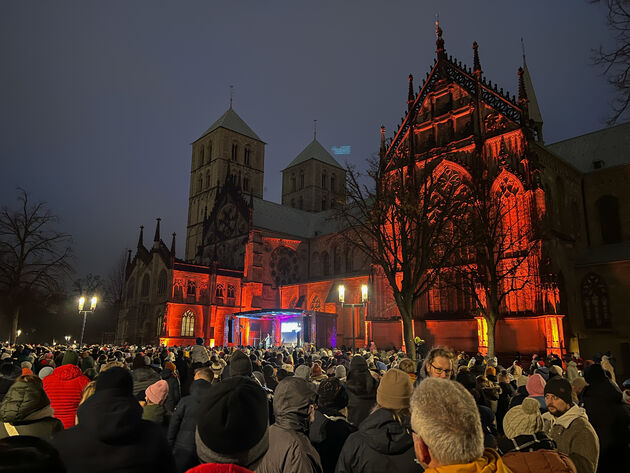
[422,347,455,380]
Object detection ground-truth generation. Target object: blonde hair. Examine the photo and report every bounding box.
[79,381,97,406]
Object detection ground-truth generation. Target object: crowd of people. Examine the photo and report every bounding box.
[0,336,629,473]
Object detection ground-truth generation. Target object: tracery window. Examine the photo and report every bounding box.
[157,270,167,296]
[216,283,224,298]
[311,295,321,312]
[141,274,150,298]
[581,273,611,329]
[322,251,330,276]
[181,310,195,337]
[187,280,196,297]
[227,284,236,298]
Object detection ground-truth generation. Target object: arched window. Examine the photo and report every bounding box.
[333,245,341,274]
[227,284,236,298]
[311,295,321,312]
[311,252,320,277]
[322,170,327,189]
[345,246,352,273]
[199,146,204,166]
[322,251,330,276]
[581,273,611,329]
[300,171,305,189]
[127,277,135,302]
[187,280,196,297]
[205,171,211,189]
[331,174,336,192]
[197,174,202,193]
[141,274,150,297]
[291,174,296,192]
[208,141,213,160]
[157,270,168,296]
[216,283,224,298]
[243,176,250,192]
[596,195,622,244]
[244,147,250,165]
[181,310,195,337]
[231,143,238,162]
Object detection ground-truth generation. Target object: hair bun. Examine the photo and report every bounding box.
[521,397,540,414]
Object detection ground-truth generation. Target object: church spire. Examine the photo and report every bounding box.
[379,125,387,159]
[153,218,161,247]
[520,38,544,142]
[170,232,176,258]
[137,225,144,249]
[435,16,446,60]
[313,119,317,141]
[472,42,482,79]
[407,74,414,111]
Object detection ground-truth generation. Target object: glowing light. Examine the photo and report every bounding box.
[90,296,98,310]
[338,285,345,304]
[361,284,368,303]
[78,297,85,311]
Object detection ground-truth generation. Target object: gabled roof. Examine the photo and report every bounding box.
[196,107,263,143]
[283,139,344,171]
[252,197,341,238]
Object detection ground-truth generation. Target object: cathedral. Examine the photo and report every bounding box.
[116,26,630,378]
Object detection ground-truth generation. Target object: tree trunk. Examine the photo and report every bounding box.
[10,306,20,345]
[486,315,497,358]
[401,309,417,360]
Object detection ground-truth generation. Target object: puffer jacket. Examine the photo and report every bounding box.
[167,378,213,473]
[132,366,160,397]
[0,381,63,440]
[499,431,577,473]
[345,357,378,427]
[334,408,417,473]
[257,377,322,473]
[43,364,90,429]
[52,386,175,473]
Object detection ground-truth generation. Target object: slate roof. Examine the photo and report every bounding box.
[283,139,344,171]
[196,107,263,142]
[546,121,630,173]
[252,197,341,238]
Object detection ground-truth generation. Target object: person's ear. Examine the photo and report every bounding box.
[413,433,431,467]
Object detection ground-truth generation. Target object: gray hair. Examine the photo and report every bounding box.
[410,378,483,466]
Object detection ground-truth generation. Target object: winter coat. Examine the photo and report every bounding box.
[0,375,15,402]
[142,402,171,432]
[42,364,90,429]
[478,403,498,449]
[167,378,214,473]
[543,405,600,473]
[0,381,63,440]
[257,377,322,473]
[186,464,254,473]
[582,364,630,472]
[422,449,511,473]
[334,408,417,473]
[132,365,160,397]
[190,345,210,365]
[161,369,182,413]
[52,387,176,473]
[496,381,515,435]
[345,357,378,427]
[566,362,579,384]
[499,431,577,473]
[309,406,357,473]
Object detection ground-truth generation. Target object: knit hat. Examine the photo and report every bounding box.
[544,376,573,406]
[211,361,225,376]
[96,366,133,396]
[516,375,529,388]
[230,350,253,377]
[164,361,176,372]
[311,363,324,379]
[549,365,563,377]
[195,377,269,469]
[377,368,413,410]
[334,365,346,379]
[38,366,54,380]
[503,398,544,439]
[526,373,546,397]
[485,366,496,377]
[295,364,311,381]
[20,361,32,370]
[145,379,169,405]
[62,350,79,366]
[317,377,348,411]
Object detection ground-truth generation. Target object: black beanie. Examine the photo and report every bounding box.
[96,367,133,396]
[195,377,268,468]
[230,350,253,377]
[317,377,348,410]
[544,376,573,406]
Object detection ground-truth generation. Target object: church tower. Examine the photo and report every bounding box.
[185,106,265,261]
[281,137,346,212]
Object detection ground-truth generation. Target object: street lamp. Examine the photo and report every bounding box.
[64,335,71,344]
[338,284,369,351]
[16,329,22,342]
[78,295,97,347]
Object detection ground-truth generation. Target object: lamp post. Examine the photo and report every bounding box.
[78,296,97,347]
[16,329,21,343]
[338,284,368,351]
[64,335,71,344]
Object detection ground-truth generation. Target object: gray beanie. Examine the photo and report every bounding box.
[295,364,311,381]
[503,398,543,438]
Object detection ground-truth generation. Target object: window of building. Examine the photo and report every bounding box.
[208,141,212,160]
[322,251,330,276]
[187,280,196,297]
[199,147,204,166]
[243,177,250,192]
[127,278,135,302]
[596,195,622,244]
[331,174,336,192]
[181,310,195,337]
[141,274,150,297]
[300,172,305,189]
[291,174,296,192]
[197,174,203,193]
[227,284,236,298]
[311,295,321,312]
[244,147,250,165]
[581,273,611,329]
[299,196,303,209]
[345,246,352,272]
[205,171,211,189]
[333,245,341,274]
[321,198,326,211]
[157,270,167,296]
[231,143,238,162]
[216,284,224,299]
[322,171,327,189]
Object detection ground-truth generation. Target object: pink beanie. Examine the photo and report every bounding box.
[145,380,169,405]
[526,373,546,397]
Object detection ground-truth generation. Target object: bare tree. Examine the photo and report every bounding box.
[73,273,103,298]
[104,250,128,308]
[593,0,630,124]
[337,150,468,359]
[0,189,73,343]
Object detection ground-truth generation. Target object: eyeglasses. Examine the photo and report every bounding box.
[429,362,453,376]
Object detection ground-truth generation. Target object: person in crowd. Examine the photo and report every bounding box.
[263,364,278,391]
[190,337,210,366]
[311,362,327,386]
[229,349,254,378]
[572,377,587,404]
[142,379,171,430]
[455,371,497,448]
[0,374,63,439]
[131,353,160,398]
[38,366,54,381]
[310,377,357,473]
[0,361,19,402]
[0,435,67,473]
[496,369,515,435]
[397,358,417,384]
[410,377,511,473]
[187,376,269,473]
[295,364,311,382]
[168,367,214,473]
[257,376,322,473]
[52,366,175,473]
[420,347,455,380]
[345,356,378,426]
[498,397,576,473]
[334,365,346,382]
[543,376,600,473]
[161,361,181,413]
[42,350,90,429]
[526,372,547,411]
[581,363,630,472]
[622,378,630,405]
[335,368,416,473]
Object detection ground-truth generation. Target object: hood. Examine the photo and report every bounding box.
[547,404,589,430]
[346,358,379,399]
[133,366,159,382]
[77,390,144,442]
[358,408,413,455]
[425,448,511,473]
[0,382,51,423]
[583,376,623,403]
[186,463,254,473]
[51,364,84,381]
[273,377,316,433]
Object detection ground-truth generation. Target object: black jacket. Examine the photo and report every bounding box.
[52,387,175,473]
[161,369,181,413]
[132,366,160,397]
[335,408,418,473]
[345,357,378,427]
[167,378,213,473]
[310,407,357,473]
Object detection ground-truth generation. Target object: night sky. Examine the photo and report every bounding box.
[0,1,618,281]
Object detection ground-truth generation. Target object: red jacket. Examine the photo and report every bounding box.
[187,464,254,473]
[43,364,90,429]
